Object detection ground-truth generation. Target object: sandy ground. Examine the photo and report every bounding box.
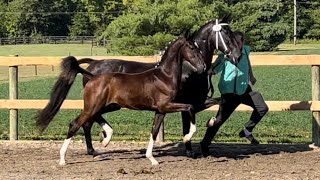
[0,141,320,180]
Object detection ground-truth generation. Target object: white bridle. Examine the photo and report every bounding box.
[212,19,237,63]
[212,19,230,55]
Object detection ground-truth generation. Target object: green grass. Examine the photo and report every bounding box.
[256,43,320,55]
[0,43,320,56]
[0,44,114,56]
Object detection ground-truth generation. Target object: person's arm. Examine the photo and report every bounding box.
[245,46,257,85]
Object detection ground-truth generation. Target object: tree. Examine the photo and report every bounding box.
[0,2,7,37]
[69,13,94,36]
[4,0,72,37]
[230,0,290,51]
[303,1,320,40]
[100,0,221,55]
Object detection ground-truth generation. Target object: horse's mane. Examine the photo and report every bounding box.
[191,13,232,38]
[159,37,186,65]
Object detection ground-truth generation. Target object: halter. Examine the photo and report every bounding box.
[212,19,230,55]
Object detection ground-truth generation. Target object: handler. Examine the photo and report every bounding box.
[200,31,269,157]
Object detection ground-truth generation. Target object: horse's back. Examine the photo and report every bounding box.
[86,59,156,75]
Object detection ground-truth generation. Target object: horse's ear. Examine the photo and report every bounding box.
[220,13,232,23]
[181,28,189,38]
[186,29,191,39]
[183,28,194,40]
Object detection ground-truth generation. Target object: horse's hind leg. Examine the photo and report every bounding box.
[83,104,120,156]
[146,112,166,166]
[82,115,113,156]
[83,120,95,155]
[59,111,94,166]
[98,117,113,147]
[98,104,121,147]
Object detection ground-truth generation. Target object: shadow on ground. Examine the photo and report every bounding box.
[93,142,313,161]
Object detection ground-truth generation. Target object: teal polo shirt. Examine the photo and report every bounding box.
[213,45,251,95]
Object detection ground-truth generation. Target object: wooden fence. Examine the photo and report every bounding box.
[0,36,101,46]
[0,55,320,146]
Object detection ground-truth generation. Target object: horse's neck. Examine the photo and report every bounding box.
[159,43,183,83]
[193,27,215,68]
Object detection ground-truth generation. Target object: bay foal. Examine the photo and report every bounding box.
[36,37,205,165]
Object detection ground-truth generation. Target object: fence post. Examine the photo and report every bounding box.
[156,122,164,142]
[312,65,320,146]
[9,65,18,140]
[34,65,38,76]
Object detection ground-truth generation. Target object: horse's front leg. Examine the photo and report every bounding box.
[159,102,197,156]
[146,112,166,166]
[182,110,196,148]
[181,111,197,158]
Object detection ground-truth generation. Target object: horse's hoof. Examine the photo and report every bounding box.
[151,160,159,166]
[186,150,198,159]
[200,142,210,158]
[148,157,159,166]
[102,139,111,147]
[87,149,95,155]
[58,160,66,166]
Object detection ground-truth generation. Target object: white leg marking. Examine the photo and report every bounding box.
[59,138,72,166]
[243,128,252,136]
[101,123,113,147]
[145,134,159,166]
[183,122,196,143]
[207,117,216,127]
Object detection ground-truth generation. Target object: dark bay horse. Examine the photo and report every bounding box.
[77,15,242,157]
[36,37,206,165]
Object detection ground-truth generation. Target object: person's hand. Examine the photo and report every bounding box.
[251,77,257,85]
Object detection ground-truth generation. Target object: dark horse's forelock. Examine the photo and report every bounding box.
[220,13,232,23]
[193,13,232,38]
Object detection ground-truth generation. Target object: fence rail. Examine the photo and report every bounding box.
[1,99,320,111]
[0,36,109,46]
[0,55,320,145]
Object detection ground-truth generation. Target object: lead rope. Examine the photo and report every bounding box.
[207,69,214,98]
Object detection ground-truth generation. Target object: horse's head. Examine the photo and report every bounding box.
[211,14,241,63]
[196,14,241,64]
[179,37,206,74]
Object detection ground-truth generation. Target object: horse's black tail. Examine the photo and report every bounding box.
[77,58,98,65]
[36,56,93,133]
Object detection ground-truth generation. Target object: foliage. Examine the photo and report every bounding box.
[0,2,7,37]
[4,0,72,37]
[230,0,290,51]
[0,0,320,53]
[304,8,320,40]
[69,13,94,36]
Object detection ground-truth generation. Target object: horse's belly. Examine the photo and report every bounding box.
[176,73,209,104]
[114,94,156,111]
